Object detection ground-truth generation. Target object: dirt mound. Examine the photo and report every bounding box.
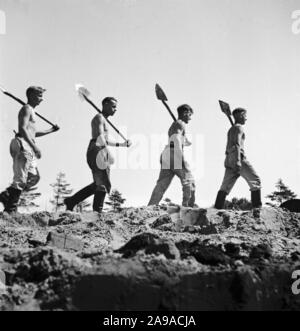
[281,199,300,213]
[1,206,300,310]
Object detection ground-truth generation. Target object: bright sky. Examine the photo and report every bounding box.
[1,0,300,211]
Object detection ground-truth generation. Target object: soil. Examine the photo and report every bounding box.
[0,206,300,311]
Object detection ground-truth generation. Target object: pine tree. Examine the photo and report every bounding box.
[105,189,126,212]
[75,200,91,213]
[18,187,41,211]
[50,172,73,212]
[224,197,252,210]
[266,179,297,207]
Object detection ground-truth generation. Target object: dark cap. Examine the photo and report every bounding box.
[232,108,247,117]
[177,104,194,115]
[26,86,46,98]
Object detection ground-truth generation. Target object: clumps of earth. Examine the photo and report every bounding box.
[0,205,300,311]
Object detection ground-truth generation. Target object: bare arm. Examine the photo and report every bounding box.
[106,136,131,147]
[95,116,131,147]
[36,125,59,137]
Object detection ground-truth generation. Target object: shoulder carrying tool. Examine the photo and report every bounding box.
[219,100,234,126]
[0,84,59,129]
[155,84,192,147]
[75,84,128,142]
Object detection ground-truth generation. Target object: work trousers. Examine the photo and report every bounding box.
[220,157,261,194]
[86,140,111,193]
[148,148,195,207]
[9,137,40,191]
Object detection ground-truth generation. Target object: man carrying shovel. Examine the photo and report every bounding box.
[64,94,131,213]
[0,86,59,213]
[148,85,196,207]
[214,107,262,209]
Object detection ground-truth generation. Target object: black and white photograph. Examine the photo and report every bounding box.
[0,0,300,314]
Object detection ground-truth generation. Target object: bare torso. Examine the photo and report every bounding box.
[168,120,186,147]
[91,114,109,140]
[18,105,36,140]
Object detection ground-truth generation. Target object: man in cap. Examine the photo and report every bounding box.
[64,97,131,213]
[148,104,196,207]
[0,86,59,213]
[214,108,262,209]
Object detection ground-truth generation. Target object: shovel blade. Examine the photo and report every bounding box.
[219,100,232,116]
[0,84,7,93]
[75,83,91,101]
[155,83,168,102]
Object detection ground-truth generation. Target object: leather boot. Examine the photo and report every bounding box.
[64,183,96,211]
[214,190,227,209]
[4,187,22,213]
[0,189,10,210]
[93,191,106,213]
[251,189,262,208]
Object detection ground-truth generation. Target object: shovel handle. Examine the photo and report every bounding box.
[3,91,58,128]
[4,91,25,106]
[226,114,234,126]
[162,100,177,122]
[161,100,187,137]
[83,95,128,142]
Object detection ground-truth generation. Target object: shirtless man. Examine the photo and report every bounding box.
[0,86,59,213]
[64,97,131,213]
[214,108,262,209]
[148,104,196,207]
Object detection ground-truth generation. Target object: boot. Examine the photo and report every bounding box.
[93,191,106,213]
[214,190,227,209]
[251,189,262,208]
[4,187,22,213]
[64,183,96,211]
[0,189,10,210]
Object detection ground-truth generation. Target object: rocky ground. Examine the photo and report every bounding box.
[0,205,300,311]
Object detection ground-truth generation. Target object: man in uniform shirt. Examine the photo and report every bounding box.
[214,108,262,209]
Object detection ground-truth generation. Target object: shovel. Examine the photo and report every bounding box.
[219,100,234,126]
[155,84,177,122]
[75,84,128,142]
[155,83,193,146]
[0,84,59,129]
